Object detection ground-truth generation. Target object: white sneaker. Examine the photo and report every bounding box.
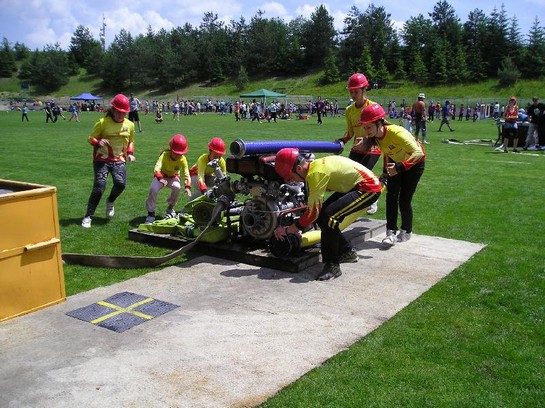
[106,201,115,218]
[145,215,155,224]
[382,229,397,246]
[397,229,412,242]
[81,216,92,228]
[367,201,378,215]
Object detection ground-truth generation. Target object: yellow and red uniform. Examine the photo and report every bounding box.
[297,155,382,229]
[189,154,227,192]
[343,98,381,156]
[375,124,426,173]
[88,116,134,162]
[153,150,191,188]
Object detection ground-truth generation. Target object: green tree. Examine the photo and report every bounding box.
[497,56,521,86]
[101,29,134,90]
[69,25,103,70]
[357,45,375,81]
[321,52,340,84]
[19,44,70,93]
[0,37,16,78]
[301,5,336,67]
[462,9,488,81]
[13,41,30,61]
[522,18,545,78]
[409,50,428,84]
[235,65,249,91]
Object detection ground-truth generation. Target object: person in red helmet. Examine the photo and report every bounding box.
[144,134,192,224]
[188,137,227,201]
[359,103,426,246]
[81,94,135,228]
[273,148,382,281]
[339,72,382,215]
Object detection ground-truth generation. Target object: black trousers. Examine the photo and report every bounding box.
[317,189,380,264]
[385,160,425,233]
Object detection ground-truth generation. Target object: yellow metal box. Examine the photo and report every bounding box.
[0,179,66,322]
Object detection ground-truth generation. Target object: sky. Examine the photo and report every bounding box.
[1,0,544,50]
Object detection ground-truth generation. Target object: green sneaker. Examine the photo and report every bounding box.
[317,263,342,281]
[339,249,358,263]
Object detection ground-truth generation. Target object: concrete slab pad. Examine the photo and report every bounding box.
[0,233,485,408]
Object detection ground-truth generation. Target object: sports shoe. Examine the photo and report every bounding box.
[397,229,412,242]
[339,249,358,263]
[164,208,177,219]
[145,215,155,224]
[316,263,342,281]
[367,201,378,215]
[81,216,92,228]
[382,229,397,246]
[106,201,115,218]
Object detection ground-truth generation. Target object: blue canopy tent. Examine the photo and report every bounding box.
[70,92,103,101]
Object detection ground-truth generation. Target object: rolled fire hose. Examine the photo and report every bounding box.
[62,198,228,269]
[230,138,344,159]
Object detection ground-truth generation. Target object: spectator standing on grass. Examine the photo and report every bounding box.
[128,93,143,133]
[21,104,29,122]
[438,100,455,132]
[69,103,79,122]
[273,149,381,281]
[339,73,382,215]
[458,104,464,121]
[144,134,191,224]
[523,96,545,150]
[412,93,428,144]
[81,94,135,229]
[359,103,425,247]
[502,96,519,153]
[44,102,54,123]
[428,101,435,122]
[315,96,325,125]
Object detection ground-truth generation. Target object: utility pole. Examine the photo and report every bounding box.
[99,14,106,51]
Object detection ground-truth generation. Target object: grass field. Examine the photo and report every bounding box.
[1,108,544,406]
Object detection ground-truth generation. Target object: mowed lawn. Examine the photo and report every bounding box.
[1,108,543,407]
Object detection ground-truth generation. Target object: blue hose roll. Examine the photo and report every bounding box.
[230,138,344,158]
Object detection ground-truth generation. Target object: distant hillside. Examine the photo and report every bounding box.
[2,69,545,106]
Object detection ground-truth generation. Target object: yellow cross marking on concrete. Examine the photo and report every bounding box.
[90,297,155,324]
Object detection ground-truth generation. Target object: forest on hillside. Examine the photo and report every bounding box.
[1,1,544,94]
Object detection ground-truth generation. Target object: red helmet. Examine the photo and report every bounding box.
[275,148,300,182]
[359,103,386,125]
[347,73,369,90]
[110,94,130,113]
[169,134,188,155]
[208,137,226,155]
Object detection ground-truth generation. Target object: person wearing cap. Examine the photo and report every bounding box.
[339,72,383,215]
[187,137,227,201]
[81,94,136,228]
[359,103,426,247]
[273,149,382,281]
[523,96,545,150]
[144,134,192,224]
[412,93,428,144]
[502,96,519,153]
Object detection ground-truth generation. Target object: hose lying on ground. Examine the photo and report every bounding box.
[62,199,227,269]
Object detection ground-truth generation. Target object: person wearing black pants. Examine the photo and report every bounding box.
[359,103,426,246]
